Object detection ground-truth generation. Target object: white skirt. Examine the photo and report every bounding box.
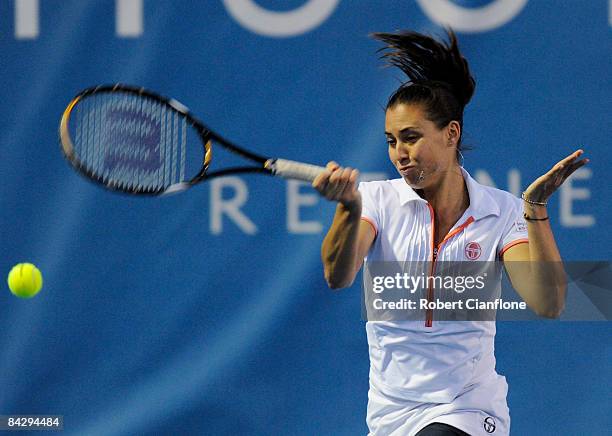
[366,373,510,436]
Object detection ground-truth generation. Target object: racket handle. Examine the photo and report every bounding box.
[266,158,326,182]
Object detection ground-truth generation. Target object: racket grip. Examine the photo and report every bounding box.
[266,158,326,182]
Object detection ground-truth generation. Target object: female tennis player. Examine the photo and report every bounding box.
[314,29,587,436]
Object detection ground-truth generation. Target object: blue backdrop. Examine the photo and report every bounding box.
[1,1,610,434]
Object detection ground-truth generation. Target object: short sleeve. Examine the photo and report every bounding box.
[358,182,380,238]
[498,198,529,258]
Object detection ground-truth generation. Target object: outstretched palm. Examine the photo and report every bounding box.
[523,149,589,203]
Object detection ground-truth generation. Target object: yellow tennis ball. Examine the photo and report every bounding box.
[7,263,43,298]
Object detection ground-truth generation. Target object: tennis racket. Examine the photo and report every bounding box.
[59,84,326,195]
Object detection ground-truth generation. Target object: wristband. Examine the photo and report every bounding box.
[523,213,549,221]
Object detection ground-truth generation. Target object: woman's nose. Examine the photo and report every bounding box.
[396,142,411,161]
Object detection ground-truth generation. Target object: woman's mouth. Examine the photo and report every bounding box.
[398,165,417,176]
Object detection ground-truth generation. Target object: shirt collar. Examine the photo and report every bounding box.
[391,167,500,220]
[461,167,500,220]
[391,178,422,205]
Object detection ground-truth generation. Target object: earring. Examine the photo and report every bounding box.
[458,149,465,167]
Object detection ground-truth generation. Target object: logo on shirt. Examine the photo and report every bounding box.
[464,242,482,260]
[484,416,496,433]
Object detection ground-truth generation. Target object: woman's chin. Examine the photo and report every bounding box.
[401,174,424,189]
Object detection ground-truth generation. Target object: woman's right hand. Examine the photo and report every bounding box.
[312,161,361,211]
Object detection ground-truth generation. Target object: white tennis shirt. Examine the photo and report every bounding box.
[359,168,528,404]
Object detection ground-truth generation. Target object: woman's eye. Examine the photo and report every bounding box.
[403,136,418,143]
[386,139,396,147]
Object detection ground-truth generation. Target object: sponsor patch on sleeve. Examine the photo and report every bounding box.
[515,220,527,233]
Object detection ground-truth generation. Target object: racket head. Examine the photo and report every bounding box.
[59,84,212,195]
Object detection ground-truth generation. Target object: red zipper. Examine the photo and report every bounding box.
[425,245,438,327]
[425,204,475,327]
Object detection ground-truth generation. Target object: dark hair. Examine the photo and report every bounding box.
[371,29,475,157]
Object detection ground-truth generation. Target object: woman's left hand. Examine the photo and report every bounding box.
[523,149,589,203]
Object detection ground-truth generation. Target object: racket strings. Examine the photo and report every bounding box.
[71,92,190,192]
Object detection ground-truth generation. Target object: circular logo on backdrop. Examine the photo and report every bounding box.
[465,242,482,260]
[484,416,496,433]
[222,0,341,37]
[415,0,529,32]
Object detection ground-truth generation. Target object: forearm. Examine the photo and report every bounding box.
[523,203,566,317]
[321,200,363,289]
[523,203,561,261]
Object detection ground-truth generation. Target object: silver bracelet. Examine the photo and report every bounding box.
[521,192,547,206]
